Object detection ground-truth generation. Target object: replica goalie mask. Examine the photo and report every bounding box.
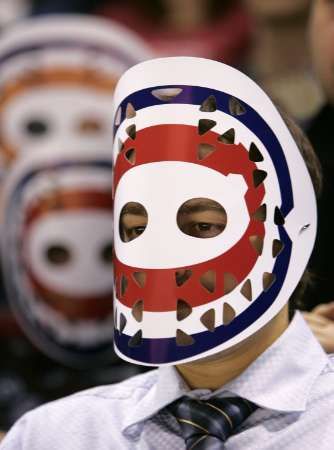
[112,57,317,366]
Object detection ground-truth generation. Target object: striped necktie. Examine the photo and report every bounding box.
[168,396,257,449]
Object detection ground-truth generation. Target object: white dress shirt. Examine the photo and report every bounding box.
[1,312,334,450]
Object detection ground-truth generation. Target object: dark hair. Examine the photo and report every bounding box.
[278,109,322,197]
[277,106,322,318]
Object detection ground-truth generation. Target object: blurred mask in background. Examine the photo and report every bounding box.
[0,13,153,367]
[1,145,115,368]
[0,14,152,181]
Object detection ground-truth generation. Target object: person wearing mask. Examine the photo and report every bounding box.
[1,57,333,450]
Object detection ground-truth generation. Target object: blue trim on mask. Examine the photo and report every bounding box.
[114,84,296,365]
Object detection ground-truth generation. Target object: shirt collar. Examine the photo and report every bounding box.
[123,312,330,433]
[220,312,330,412]
[123,363,192,434]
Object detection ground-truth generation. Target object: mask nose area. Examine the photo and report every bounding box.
[114,161,249,269]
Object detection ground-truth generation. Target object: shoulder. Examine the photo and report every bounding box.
[40,368,158,417]
[36,368,158,415]
[308,354,334,406]
[73,367,158,402]
[1,369,158,450]
[293,355,334,446]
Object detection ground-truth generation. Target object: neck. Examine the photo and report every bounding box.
[176,306,289,390]
[249,16,309,77]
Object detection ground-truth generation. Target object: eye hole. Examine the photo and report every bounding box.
[101,242,113,265]
[119,202,148,243]
[177,198,227,239]
[45,244,71,266]
[78,118,104,134]
[24,118,49,136]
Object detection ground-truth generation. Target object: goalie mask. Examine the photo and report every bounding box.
[112,57,317,366]
[0,14,152,180]
[1,145,114,368]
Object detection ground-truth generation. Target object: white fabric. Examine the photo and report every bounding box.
[2,313,334,450]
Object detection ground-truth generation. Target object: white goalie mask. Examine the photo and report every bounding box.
[112,57,317,366]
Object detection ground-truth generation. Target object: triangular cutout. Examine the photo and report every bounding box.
[118,138,124,152]
[253,169,267,188]
[175,270,192,287]
[132,300,144,322]
[114,106,121,126]
[176,329,195,346]
[229,97,246,116]
[128,329,143,347]
[198,119,216,135]
[120,313,127,333]
[272,239,284,258]
[114,307,118,329]
[200,270,216,293]
[223,303,236,325]
[218,128,235,145]
[200,95,217,112]
[126,124,136,140]
[241,279,252,301]
[249,235,264,256]
[251,204,267,222]
[223,273,238,295]
[121,274,128,296]
[114,276,119,297]
[274,207,285,225]
[200,309,215,332]
[177,299,192,321]
[249,142,264,162]
[132,272,147,288]
[198,143,216,160]
[151,88,183,101]
[263,272,276,291]
[126,102,136,119]
[125,148,136,165]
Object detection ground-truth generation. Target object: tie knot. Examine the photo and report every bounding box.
[168,396,257,449]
